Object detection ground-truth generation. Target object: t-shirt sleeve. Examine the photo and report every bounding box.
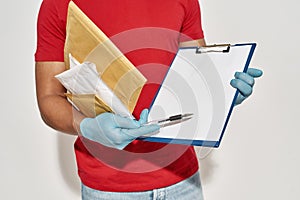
[179,0,204,42]
[35,0,66,62]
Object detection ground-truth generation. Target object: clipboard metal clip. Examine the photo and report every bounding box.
[196,44,231,54]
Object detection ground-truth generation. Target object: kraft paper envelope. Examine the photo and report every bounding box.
[65,93,112,117]
[64,1,146,114]
[65,93,112,118]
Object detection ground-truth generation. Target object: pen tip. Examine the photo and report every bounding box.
[184,113,194,117]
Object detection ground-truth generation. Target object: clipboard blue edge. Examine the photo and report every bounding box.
[216,43,257,147]
[137,43,257,148]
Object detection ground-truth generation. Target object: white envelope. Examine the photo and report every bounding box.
[55,55,133,119]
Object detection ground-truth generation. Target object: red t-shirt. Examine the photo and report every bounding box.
[35,0,204,192]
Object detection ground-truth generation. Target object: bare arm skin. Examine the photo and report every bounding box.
[35,61,85,135]
[179,38,206,48]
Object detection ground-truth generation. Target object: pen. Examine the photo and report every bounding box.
[145,113,193,126]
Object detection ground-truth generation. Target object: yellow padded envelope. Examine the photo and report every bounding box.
[65,93,113,118]
[64,1,147,114]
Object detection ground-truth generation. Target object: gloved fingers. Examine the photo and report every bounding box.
[247,68,263,78]
[235,93,247,105]
[230,79,253,97]
[139,109,149,125]
[79,118,94,135]
[234,72,255,86]
[110,114,141,129]
[124,124,160,138]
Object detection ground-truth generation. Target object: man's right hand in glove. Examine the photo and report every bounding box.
[79,109,160,150]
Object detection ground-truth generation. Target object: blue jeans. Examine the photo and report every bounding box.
[81,171,204,200]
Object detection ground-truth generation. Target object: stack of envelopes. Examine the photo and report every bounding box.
[61,2,147,118]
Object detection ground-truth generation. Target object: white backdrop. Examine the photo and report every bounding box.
[0,0,299,199]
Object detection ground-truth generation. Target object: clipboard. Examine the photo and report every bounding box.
[138,43,257,147]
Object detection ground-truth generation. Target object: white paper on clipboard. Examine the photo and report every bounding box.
[138,43,256,147]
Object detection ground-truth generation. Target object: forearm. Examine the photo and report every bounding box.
[35,61,85,135]
[179,38,206,47]
[37,93,85,135]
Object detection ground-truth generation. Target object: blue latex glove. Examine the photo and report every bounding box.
[230,68,263,105]
[79,109,159,150]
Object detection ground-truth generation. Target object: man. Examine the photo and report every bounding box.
[35,0,262,199]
